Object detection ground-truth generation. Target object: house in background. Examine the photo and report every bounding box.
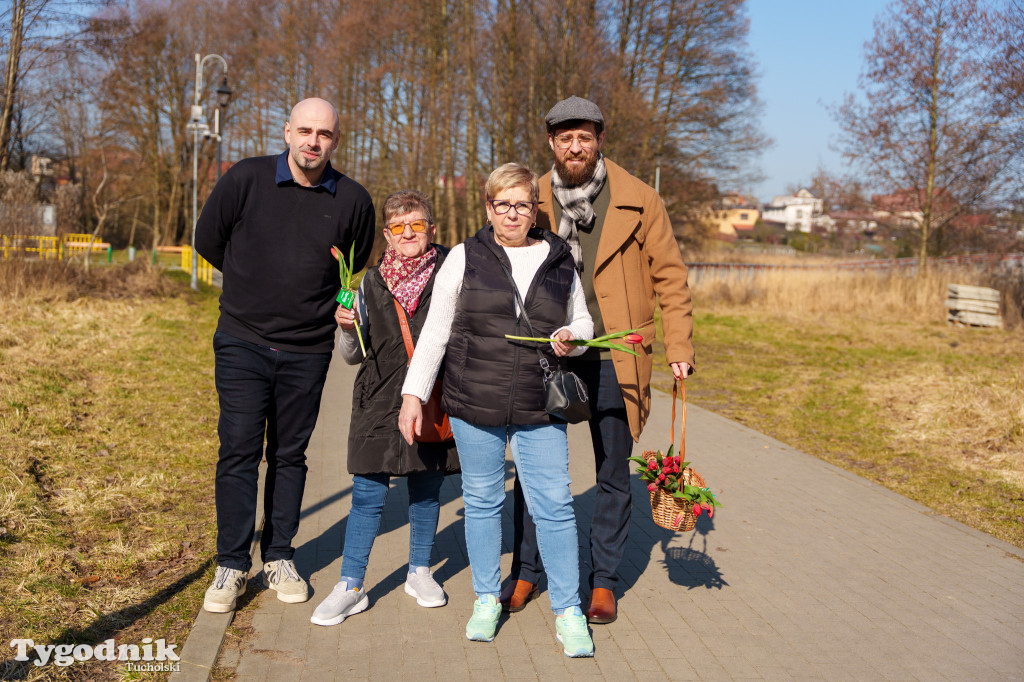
[825,210,878,237]
[761,188,823,233]
[709,193,760,241]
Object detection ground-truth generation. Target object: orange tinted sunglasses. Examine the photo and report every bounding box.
[386,219,430,235]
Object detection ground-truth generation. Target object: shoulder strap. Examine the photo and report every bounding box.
[497,260,553,379]
[393,298,415,360]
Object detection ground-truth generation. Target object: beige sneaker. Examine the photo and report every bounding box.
[263,559,309,603]
[203,566,247,613]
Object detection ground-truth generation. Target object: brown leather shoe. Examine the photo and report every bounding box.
[498,579,539,612]
[587,587,617,624]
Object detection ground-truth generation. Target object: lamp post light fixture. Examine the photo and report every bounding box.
[187,52,230,291]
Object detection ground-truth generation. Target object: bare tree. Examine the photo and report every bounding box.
[21,0,769,252]
[833,0,1023,269]
[0,0,29,171]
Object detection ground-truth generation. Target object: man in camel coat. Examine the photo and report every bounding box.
[501,96,695,624]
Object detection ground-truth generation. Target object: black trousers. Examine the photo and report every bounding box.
[511,358,634,592]
[213,332,331,572]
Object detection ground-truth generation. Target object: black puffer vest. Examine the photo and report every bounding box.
[348,247,459,475]
[442,226,576,426]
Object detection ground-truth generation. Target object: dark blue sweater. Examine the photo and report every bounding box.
[196,153,376,353]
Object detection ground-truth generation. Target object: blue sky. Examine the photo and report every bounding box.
[746,0,892,202]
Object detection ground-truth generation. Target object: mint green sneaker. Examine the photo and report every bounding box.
[465,595,501,642]
[555,606,595,657]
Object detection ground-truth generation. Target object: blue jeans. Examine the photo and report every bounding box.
[213,332,332,572]
[450,417,581,613]
[340,471,445,580]
[511,358,634,591]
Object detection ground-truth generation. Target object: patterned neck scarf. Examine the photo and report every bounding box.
[379,244,438,315]
[550,153,607,272]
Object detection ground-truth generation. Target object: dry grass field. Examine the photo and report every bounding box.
[0,260,220,680]
[658,260,1024,548]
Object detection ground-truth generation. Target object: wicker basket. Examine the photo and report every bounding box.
[643,380,709,532]
[645,459,706,531]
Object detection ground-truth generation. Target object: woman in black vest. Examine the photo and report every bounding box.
[398,164,596,657]
[310,190,458,627]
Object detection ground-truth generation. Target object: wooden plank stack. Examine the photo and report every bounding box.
[946,284,1003,328]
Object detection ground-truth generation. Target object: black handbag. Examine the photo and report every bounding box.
[499,261,592,424]
[539,356,592,423]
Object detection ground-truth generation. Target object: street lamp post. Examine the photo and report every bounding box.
[215,78,233,182]
[187,53,230,290]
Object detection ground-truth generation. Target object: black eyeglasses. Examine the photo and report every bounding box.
[488,200,537,216]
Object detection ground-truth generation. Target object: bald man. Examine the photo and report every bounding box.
[197,98,375,613]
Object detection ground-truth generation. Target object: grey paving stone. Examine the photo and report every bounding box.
[171,356,1024,681]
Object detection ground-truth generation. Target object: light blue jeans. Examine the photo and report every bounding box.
[449,417,581,613]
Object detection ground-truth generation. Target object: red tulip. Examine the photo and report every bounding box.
[701,503,711,511]
[692,503,702,517]
[647,483,657,492]
[624,333,643,344]
[647,461,658,470]
[707,506,714,519]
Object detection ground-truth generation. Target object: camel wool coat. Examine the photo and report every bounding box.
[537,157,695,441]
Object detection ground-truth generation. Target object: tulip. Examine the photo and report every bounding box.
[504,327,643,357]
[701,502,711,511]
[707,506,714,519]
[647,483,657,492]
[624,333,644,344]
[332,244,365,355]
[648,461,658,470]
[692,503,702,517]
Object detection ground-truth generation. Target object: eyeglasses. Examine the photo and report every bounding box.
[488,200,537,216]
[386,219,430,235]
[552,133,598,150]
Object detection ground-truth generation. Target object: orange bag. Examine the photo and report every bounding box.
[394,299,454,443]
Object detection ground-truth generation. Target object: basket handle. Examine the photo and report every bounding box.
[670,380,686,460]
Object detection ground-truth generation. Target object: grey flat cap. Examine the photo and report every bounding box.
[544,96,604,129]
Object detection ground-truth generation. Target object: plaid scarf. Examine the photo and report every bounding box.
[378,245,438,315]
[550,153,607,272]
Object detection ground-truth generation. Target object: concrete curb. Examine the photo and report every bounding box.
[170,460,266,682]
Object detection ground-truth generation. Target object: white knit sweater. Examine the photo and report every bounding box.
[399,241,593,402]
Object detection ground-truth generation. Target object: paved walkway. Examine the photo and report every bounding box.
[177,357,1024,681]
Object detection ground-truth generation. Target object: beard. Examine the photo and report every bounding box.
[291,146,326,171]
[553,151,599,188]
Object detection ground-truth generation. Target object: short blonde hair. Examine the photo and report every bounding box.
[484,163,539,203]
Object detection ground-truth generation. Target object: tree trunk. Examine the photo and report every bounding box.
[0,0,27,171]
[920,5,944,275]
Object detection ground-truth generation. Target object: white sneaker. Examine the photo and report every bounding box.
[404,566,447,607]
[203,566,247,613]
[310,581,370,626]
[262,559,309,603]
